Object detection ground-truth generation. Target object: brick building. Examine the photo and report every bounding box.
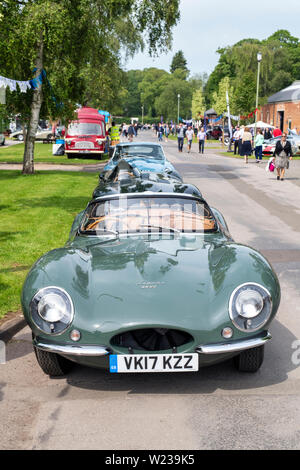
[258,81,300,132]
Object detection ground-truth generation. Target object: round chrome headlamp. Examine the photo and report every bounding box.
[30,286,74,335]
[229,283,272,332]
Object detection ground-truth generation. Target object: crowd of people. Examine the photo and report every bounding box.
[232,125,285,163]
[153,122,207,154]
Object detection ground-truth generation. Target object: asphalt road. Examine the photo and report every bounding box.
[1,130,300,450]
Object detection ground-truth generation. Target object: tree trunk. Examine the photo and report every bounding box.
[22,39,44,175]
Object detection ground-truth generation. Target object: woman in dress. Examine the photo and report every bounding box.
[274,132,293,180]
[240,127,253,163]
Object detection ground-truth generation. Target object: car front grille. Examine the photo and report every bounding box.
[111,328,193,352]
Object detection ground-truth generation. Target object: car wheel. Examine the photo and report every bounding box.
[34,346,73,376]
[17,134,24,141]
[234,345,264,373]
[47,133,53,140]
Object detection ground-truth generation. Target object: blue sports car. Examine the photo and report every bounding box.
[100,142,182,181]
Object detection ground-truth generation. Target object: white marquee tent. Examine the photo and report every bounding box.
[247,121,275,129]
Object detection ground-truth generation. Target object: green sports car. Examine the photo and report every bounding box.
[21,167,280,376]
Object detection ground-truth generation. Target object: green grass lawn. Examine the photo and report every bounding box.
[0,142,109,165]
[0,170,99,319]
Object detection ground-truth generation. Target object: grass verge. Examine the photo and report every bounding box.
[0,170,99,319]
[0,142,109,165]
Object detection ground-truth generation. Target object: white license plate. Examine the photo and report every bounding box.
[109,353,198,373]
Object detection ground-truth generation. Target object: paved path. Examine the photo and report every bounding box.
[1,130,300,450]
[0,162,106,172]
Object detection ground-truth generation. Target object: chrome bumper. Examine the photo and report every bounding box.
[196,332,272,355]
[34,332,271,357]
[33,340,110,357]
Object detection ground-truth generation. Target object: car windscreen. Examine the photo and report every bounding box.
[67,122,103,136]
[114,145,164,160]
[80,197,217,235]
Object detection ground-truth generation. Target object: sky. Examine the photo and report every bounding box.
[123,0,300,77]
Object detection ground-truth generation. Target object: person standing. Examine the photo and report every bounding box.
[274,132,293,181]
[238,125,244,155]
[177,123,185,152]
[264,127,272,140]
[233,126,241,155]
[185,126,194,153]
[254,129,264,162]
[197,127,206,154]
[240,127,253,163]
[273,127,282,138]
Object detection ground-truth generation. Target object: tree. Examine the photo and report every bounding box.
[212,77,234,115]
[0,0,181,174]
[204,31,300,113]
[192,89,205,119]
[138,68,169,117]
[170,50,189,76]
[155,75,192,121]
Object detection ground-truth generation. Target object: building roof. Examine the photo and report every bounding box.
[268,81,300,104]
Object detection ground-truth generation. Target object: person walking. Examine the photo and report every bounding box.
[127,123,135,142]
[197,127,206,154]
[158,124,164,142]
[274,132,293,181]
[254,129,264,163]
[240,127,253,163]
[177,123,185,152]
[186,126,194,153]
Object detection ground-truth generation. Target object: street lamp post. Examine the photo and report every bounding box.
[254,52,262,139]
[177,94,180,124]
[141,105,144,125]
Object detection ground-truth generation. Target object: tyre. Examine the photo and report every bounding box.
[234,345,264,373]
[17,134,24,141]
[47,133,53,141]
[34,346,73,376]
[66,153,72,159]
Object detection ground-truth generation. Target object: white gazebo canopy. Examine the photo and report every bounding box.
[247,121,275,129]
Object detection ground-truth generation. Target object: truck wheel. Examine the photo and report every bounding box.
[66,153,72,159]
[34,346,73,376]
[234,346,264,373]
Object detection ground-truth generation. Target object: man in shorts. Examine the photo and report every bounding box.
[186,126,194,153]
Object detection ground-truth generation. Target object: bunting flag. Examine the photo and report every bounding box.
[0,70,63,109]
[0,75,31,93]
[240,108,259,120]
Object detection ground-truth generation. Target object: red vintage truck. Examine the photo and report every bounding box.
[64,107,107,158]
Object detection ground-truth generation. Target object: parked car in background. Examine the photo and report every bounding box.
[21,160,280,377]
[263,135,298,156]
[10,126,54,142]
[287,129,300,153]
[0,133,5,146]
